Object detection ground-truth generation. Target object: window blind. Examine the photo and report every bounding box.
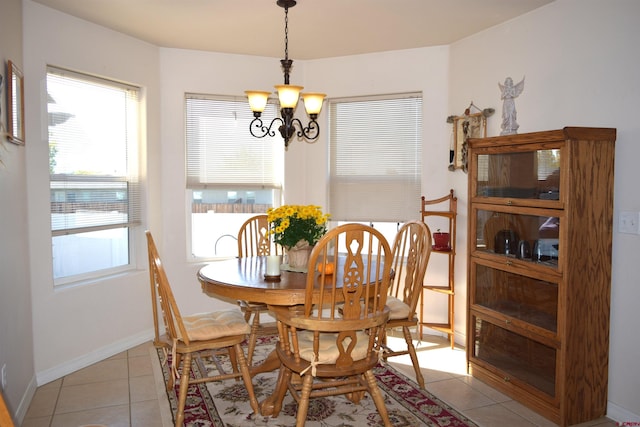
[185,94,283,190]
[329,93,422,222]
[47,67,141,236]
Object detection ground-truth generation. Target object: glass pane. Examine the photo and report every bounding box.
[474,209,559,267]
[472,315,556,397]
[191,189,277,258]
[473,263,558,332]
[476,149,560,200]
[52,228,129,279]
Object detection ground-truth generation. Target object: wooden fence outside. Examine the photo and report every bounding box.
[191,203,271,214]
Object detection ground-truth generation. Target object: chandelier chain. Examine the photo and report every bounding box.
[284,6,289,60]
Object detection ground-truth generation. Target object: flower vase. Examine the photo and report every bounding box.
[287,240,313,270]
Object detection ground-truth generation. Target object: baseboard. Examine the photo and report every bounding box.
[607,401,640,424]
[36,329,154,385]
[13,375,37,426]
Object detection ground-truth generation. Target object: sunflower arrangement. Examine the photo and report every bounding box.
[266,205,330,249]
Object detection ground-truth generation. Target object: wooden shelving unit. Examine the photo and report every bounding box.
[419,189,457,349]
[466,127,616,426]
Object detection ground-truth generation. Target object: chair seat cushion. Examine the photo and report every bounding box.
[182,310,250,341]
[297,330,370,364]
[386,296,411,320]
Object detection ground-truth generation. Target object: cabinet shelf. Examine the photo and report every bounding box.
[419,189,457,348]
[466,127,615,426]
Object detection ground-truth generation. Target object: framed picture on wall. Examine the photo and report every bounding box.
[7,60,25,145]
[453,112,486,171]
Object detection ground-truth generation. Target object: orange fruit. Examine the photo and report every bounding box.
[316,262,335,274]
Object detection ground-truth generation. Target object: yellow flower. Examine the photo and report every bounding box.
[268,204,330,249]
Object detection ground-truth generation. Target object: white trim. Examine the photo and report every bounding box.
[14,375,37,426]
[607,401,640,424]
[35,329,154,385]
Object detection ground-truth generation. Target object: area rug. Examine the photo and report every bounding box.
[155,335,478,427]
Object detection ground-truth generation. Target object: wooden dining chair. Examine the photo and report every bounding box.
[267,223,394,427]
[146,231,259,427]
[0,391,14,427]
[236,214,281,365]
[382,220,432,388]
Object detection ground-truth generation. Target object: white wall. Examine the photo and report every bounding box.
[448,0,640,421]
[0,0,35,421]
[22,0,162,385]
[11,0,639,423]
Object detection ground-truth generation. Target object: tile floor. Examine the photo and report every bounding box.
[22,334,618,427]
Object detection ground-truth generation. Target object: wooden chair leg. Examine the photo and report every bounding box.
[227,346,240,375]
[167,352,181,391]
[247,311,261,366]
[234,343,260,415]
[403,326,425,388]
[175,353,192,427]
[296,373,314,427]
[364,369,393,427]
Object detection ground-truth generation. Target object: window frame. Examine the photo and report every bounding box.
[47,66,142,285]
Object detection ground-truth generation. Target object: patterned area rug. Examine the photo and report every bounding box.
[156,335,478,427]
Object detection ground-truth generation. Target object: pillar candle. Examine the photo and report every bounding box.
[266,255,281,276]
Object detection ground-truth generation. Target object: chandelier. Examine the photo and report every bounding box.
[245,0,326,149]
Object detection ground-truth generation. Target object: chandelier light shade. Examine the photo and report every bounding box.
[245,0,326,148]
[245,91,271,113]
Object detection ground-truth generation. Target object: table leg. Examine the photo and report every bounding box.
[259,363,290,417]
[249,348,280,376]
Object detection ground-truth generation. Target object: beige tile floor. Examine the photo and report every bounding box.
[22,334,618,427]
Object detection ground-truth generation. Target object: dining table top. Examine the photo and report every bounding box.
[198,256,314,306]
[197,255,388,307]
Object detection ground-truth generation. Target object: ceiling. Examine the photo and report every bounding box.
[32,0,554,60]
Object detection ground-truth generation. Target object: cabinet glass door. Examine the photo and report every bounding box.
[472,262,558,332]
[473,209,560,268]
[475,149,560,200]
[471,315,557,398]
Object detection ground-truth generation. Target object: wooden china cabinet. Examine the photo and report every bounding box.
[466,127,616,426]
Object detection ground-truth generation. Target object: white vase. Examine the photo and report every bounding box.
[287,240,313,270]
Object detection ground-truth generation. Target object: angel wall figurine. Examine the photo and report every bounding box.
[499,76,525,135]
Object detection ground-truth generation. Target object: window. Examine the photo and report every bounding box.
[47,67,141,283]
[186,94,283,258]
[328,93,422,223]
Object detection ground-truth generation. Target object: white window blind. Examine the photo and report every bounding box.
[48,67,141,236]
[329,93,422,222]
[185,94,283,190]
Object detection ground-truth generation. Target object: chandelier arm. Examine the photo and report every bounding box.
[291,117,320,141]
[249,117,284,139]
